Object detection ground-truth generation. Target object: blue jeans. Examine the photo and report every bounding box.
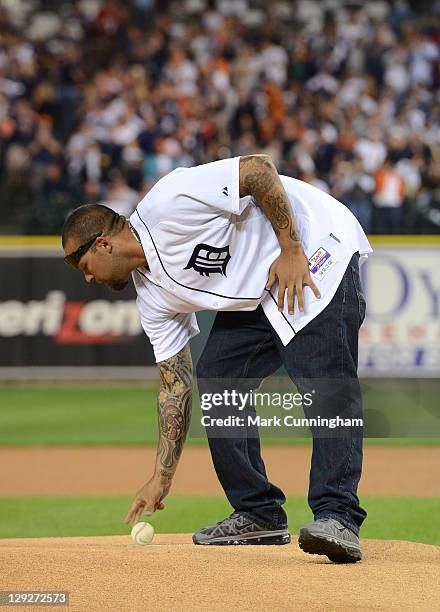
[196,254,367,535]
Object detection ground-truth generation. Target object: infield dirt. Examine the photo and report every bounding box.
[0,534,439,611]
[1,445,439,496]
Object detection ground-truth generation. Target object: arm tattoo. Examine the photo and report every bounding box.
[156,344,193,474]
[239,155,301,243]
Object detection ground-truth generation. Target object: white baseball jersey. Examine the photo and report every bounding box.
[130,157,372,362]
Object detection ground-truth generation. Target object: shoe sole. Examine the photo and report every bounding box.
[193,530,291,546]
[298,527,361,563]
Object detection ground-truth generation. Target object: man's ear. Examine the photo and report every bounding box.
[96,236,113,253]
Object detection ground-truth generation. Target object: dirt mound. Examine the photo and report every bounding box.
[0,535,438,611]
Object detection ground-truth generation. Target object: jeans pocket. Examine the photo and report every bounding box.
[351,263,366,325]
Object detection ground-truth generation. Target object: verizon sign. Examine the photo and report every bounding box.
[0,257,154,366]
[0,291,141,341]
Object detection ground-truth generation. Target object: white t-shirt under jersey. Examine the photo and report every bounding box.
[130,157,372,362]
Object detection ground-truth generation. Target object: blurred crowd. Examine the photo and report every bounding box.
[0,0,439,234]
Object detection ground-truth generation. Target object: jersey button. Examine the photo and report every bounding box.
[213,301,219,308]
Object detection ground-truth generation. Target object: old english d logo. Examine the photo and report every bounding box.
[184,243,231,277]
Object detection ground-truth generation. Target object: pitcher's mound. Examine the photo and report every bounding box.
[0,534,438,611]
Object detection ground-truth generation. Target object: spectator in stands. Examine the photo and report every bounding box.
[374,158,406,234]
[334,156,375,233]
[105,169,139,219]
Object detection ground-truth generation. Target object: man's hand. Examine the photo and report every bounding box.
[124,475,171,525]
[266,247,321,314]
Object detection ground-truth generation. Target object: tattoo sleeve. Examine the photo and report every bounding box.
[239,154,301,249]
[155,343,193,482]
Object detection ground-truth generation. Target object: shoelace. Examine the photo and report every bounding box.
[210,512,241,527]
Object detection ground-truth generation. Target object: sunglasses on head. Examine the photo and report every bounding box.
[64,232,102,268]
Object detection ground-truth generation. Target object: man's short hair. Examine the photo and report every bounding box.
[62,204,125,248]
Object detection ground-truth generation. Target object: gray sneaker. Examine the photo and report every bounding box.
[298,517,362,563]
[193,512,291,545]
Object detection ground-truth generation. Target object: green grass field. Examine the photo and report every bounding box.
[0,381,439,445]
[0,495,439,545]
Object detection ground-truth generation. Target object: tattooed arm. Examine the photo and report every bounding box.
[155,344,192,481]
[124,344,193,524]
[239,154,320,313]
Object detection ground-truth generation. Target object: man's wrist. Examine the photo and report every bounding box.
[154,468,174,483]
[280,240,303,255]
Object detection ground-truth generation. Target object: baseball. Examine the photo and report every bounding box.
[131,522,155,546]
